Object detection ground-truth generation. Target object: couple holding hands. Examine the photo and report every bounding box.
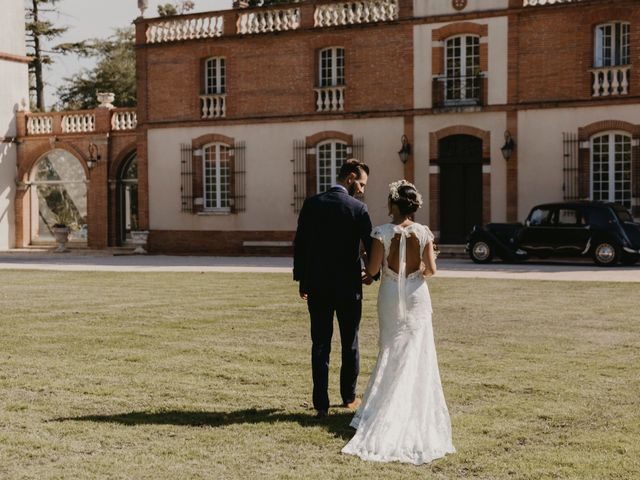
[294,159,455,465]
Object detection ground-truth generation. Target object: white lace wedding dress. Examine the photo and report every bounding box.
[341,223,455,465]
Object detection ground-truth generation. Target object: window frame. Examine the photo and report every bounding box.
[204,57,226,95]
[593,22,630,68]
[316,140,348,194]
[202,142,232,212]
[590,130,633,209]
[318,47,345,88]
[444,34,481,103]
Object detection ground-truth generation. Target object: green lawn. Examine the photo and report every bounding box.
[0,270,638,479]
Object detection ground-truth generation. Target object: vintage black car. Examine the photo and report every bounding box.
[466,202,640,266]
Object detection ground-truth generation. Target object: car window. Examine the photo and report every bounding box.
[528,208,552,226]
[556,208,585,226]
[585,207,616,227]
[613,205,633,223]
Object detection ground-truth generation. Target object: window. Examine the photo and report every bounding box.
[317,140,348,193]
[445,35,480,102]
[528,207,552,226]
[591,132,632,209]
[594,22,630,68]
[31,149,87,241]
[319,47,345,87]
[203,143,231,211]
[556,209,584,226]
[204,57,226,94]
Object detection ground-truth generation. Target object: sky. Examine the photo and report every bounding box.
[42,0,232,108]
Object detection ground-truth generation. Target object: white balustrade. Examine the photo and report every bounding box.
[314,86,345,112]
[62,114,96,133]
[523,0,584,6]
[146,15,224,44]
[237,8,300,35]
[26,116,53,135]
[590,66,631,97]
[111,110,137,130]
[314,0,398,28]
[200,94,226,119]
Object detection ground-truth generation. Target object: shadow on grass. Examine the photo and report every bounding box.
[53,408,355,440]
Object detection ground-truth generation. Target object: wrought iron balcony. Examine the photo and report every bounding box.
[432,74,484,109]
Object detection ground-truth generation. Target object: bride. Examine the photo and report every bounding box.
[341,180,455,465]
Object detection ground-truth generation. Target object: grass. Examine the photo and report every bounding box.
[0,270,638,479]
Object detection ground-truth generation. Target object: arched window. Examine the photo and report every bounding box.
[318,47,345,87]
[591,132,632,209]
[317,140,348,193]
[204,57,226,94]
[117,152,138,244]
[594,22,630,68]
[445,35,480,103]
[203,142,231,211]
[30,149,87,241]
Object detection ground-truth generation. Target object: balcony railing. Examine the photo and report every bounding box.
[589,65,631,97]
[139,0,401,45]
[23,108,138,137]
[236,7,300,34]
[313,0,399,27]
[200,94,226,118]
[146,15,224,43]
[523,0,585,6]
[314,86,345,112]
[111,109,138,130]
[26,114,53,135]
[432,75,484,108]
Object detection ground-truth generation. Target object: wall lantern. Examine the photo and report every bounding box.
[501,130,515,161]
[398,135,411,164]
[87,142,100,169]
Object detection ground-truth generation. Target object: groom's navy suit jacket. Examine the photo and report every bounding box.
[293,186,373,300]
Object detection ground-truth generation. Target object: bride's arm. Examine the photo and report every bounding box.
[365,239,384,278]
[422,241,437,277]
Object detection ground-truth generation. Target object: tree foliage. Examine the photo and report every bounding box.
[25,0,71,111]
[157,1,195,16]
[55,28,136,110]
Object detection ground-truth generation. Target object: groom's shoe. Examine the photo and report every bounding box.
[316,409,328,419]
[342,398,362,410]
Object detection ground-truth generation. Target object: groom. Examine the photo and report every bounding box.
[293,159,373,418]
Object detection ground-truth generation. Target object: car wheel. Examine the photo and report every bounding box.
[469,240,493,264]
[593,241,620,266]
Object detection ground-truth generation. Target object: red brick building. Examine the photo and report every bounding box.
[13,0,640,252]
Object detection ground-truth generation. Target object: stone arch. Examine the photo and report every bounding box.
[429,125,491,161]
[19,141,89,181]
[578,120,640,140]
[432,22,488,41]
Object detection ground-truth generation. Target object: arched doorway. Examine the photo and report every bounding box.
[438,135,483,244]
[116,151,138,245]
[30,149,87,243]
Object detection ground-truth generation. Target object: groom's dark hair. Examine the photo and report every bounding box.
[337,159,370,180]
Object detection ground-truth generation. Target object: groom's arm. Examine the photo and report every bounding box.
[356,204,380,282]
[293,200,309,294]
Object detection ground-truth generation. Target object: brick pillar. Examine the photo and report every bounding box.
[137,127,149,230]
[506,111,518,222]
[429,163,440,237]
[87,138,109,249]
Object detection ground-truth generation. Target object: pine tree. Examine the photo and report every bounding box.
[25,0,70,111]
[55,28,136,110]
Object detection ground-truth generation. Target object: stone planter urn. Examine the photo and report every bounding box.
[52,226,70,253]
[131,230,149,254]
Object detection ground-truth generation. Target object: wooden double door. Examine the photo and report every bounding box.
[438,135,484,244]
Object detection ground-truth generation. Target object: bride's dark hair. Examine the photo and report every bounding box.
[389,183,422,216]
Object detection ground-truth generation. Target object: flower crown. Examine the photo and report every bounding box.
[388,180,423,208]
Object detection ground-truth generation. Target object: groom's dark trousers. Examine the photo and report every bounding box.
[293,186,373,412]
